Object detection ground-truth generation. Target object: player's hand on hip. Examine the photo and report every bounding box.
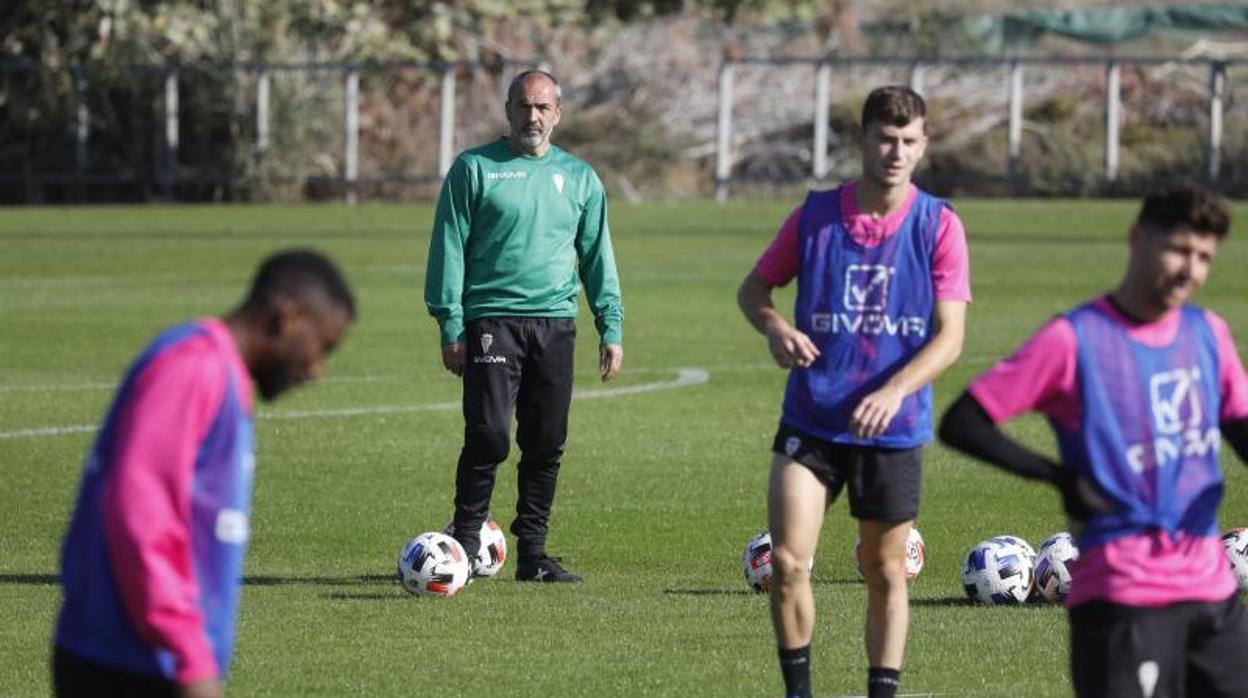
[600,343,623,382]
[441,342,465,377]
[850,385,905,439]
[766,327,820,369]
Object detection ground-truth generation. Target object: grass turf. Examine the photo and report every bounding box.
[1,198,1246,696]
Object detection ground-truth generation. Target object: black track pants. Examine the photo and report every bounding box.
[452,317,575,561]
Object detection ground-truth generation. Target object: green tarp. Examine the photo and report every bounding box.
[958,3,1248,53]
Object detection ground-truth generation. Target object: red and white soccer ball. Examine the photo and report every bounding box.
[1222,527,1248,590]
[1035,532,1079,602]
[743,530,775,593]
[397,532,471,597]
[742,530,814,593]
[443,518,508,578]
[854,526,925,580]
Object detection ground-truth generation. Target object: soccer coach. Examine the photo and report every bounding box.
[424,69,623,583]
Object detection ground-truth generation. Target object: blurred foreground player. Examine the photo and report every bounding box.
[941,184,1248,697]
[53,250,355,698]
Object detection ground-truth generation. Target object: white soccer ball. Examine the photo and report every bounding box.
[397,532,471,597]
[742,530,814,593]
[1035,532,1079,602]
[990,535,1036,566]
[961,537,1035,605]
[854,526,926,580]
[1222,527,1248,590]
[443,518,508,578]
[743,531,775,593]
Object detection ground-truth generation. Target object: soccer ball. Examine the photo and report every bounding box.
[990,535,1036,566]
[1035,532,1079,602]
[743,531,775,593]
[443,518,508,578]
[854,526,926,580]
[961,537,1035,605]
[1222,527,1248,590]
[742,530,814,593]
[397,532,471,597]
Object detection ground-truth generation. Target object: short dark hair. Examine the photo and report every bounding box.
[507,69,561,104]
[861,85,926,130]
[243,249,356,319]
[1137,183,1231,240]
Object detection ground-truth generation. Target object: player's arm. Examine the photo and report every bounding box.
[424,157,474,376]
[849,299,965,438]
[1223,418,1248,463]
[1206,310,1248,464]
[939,392,1090,520]
[101,347,225,688]
[737,270,819,369]
[574,171,624,382]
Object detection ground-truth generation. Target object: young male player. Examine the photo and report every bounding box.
[940,184,1248,697]
[738,85,970,698]
[52,250,355,698]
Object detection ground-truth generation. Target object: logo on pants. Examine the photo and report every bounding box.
[474,332,506,364]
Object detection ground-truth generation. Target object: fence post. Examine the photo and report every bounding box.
[256,68,270,156]
[812,61,831,181]
[1007,60,1023,181]
[73,65,89,202]
[909,61,925,95]
[1208,62,1226,183]
[1104,61,1120,185]
[162,69,179,197]
[715,62,735,203]
[344,67,359,206]
[438,64,456,179]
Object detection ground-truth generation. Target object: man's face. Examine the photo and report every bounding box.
[506,76,561,156]
[1130,224,1220,313]
[254,297,351,402]
[861,118,927,189]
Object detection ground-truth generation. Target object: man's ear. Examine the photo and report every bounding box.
[267,297,301,338]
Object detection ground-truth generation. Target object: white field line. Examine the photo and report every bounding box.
[0,367,710,440]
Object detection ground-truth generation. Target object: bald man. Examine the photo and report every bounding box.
[424,70,624,583]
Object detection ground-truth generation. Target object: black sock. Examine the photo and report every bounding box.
[778,645,811,698]
[867,666,900,698]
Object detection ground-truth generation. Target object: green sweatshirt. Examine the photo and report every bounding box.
[424,138,623,346]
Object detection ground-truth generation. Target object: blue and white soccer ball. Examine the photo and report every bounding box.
[397,531,471,597]
[742,530,814,593]
[1222,527,1248,590]
[443,518,508,578]
[990,535,1036,567]
[961,537,1035,605]
[1035,532,1079,602]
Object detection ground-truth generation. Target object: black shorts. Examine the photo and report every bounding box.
[772,425,921,521]
[53,646,178,697]
[1069,595,1248,698]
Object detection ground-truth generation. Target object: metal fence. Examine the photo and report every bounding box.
[0,58,534,204]
[2,53,1244,203]
[713,54,1246,201]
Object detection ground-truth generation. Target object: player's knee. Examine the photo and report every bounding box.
[771,546,813,585]
[465,429,511,464]
[859,549,906,587]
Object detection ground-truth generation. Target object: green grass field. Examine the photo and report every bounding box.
[2,199,1247,697]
